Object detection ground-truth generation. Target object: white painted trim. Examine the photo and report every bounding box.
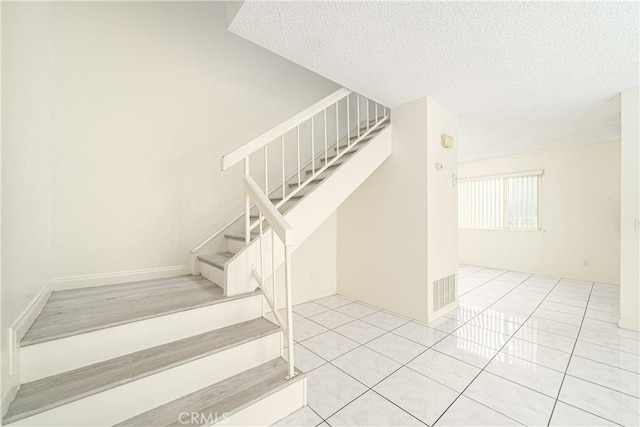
[199,262,225,293]
[244,176,294,245]
[428,301,460,323]
[220,377,306,427]
[337,290,429,323]
[4,281,52,412]
[1,384,19,419]
[221,88,352,170]
[20,294,262,382]
[51,265,190,291]
[11,282,52,343]
[11,336,281,426]
[458,169,544,182]
[618,318,640,332]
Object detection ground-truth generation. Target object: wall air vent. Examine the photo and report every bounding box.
[433,274,456,312]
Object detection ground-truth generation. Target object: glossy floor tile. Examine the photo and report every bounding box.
[274,266,639,427]
[326,391,423,426]
[407,349,481,392]
[435,396,522,426]
[464,371,556,426]
[374,367,459,425]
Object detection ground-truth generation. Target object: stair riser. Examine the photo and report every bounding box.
[20,294,263,383]
[199,262,225,291]
[10,333,282,426]
[226,237,245,254]
[219,376,306,426]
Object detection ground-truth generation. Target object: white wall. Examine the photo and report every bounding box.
[1,0,54,400]
[51,2,339,283]
[338,98,428,320]
[337,97,458,322]
[1,0,340,396]
[459,141,621,283]
[620,87,639,331]
[425,97,459,320]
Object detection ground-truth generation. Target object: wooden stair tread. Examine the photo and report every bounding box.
[4,318,280,425]
[288,177,324,188]
[269,194,304,203]
[21,276,257,347]
[115,358,304,427]
[320,150,356,163]
[197,252,234,269]
[224,232,259,242]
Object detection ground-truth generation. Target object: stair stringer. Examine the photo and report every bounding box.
[224,125,392,296]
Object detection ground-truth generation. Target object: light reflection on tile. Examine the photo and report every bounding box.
[280,267,633,427]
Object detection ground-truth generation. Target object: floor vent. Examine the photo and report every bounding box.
[433,274,456,312]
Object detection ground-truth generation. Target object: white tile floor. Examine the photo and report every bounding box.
[273,266,640,427]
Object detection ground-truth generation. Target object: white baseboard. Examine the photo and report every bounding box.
[11,282,52,343]
[337,290,428,323]
[428,301,460,323]
[3,281,52,418]
[51,265,190,291]
[618,318,640,332]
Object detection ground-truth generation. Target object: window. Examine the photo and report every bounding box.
[458,170,542,231]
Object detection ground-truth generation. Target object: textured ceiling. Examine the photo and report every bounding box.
[229,1,638,161]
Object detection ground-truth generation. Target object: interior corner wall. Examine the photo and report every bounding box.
[1,1,54,396]
[620,87,639,331]
[337,98,430,321]
[425,97,459,321]
[459,141,621,284]
[51,2,339,283]
[292,212,337,304]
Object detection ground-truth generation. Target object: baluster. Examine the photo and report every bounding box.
[296,126,301,187]
[264,146,268,196]
[284,244,295,379]
[271,228,276,321]
[324,109,328,164]
[375,102,379,124]
[259,213,264,291]
[357,95,361,138]
[367,99,370,131]
[335,101,339,156]
[347,95,351,147]
[244,157,250,245]
[311,116,315,175]
[281,135,285,200]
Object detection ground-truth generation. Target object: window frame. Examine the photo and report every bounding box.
[458,170,543,232]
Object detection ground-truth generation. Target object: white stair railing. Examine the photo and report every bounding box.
[221,88,389,242]
[219,88,390,379]
[244,175,296,379]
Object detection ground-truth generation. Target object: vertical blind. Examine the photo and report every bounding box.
[458,170,543,231]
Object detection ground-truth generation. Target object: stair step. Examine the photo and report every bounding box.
[115,358,304,427]
[21,275,228,346]
[320,150,356,164]
[306,162,342,175]
[198,252,234,269]
[288,177,324,188]
[3,318,281,425]
[269,194,304,203]
[224,232,259,242]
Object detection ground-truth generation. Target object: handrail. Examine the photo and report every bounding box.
[252,267,287,334]
[244,175,294,246]
[221,88,352,171]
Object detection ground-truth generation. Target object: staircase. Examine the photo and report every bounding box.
[2,89,391,426]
